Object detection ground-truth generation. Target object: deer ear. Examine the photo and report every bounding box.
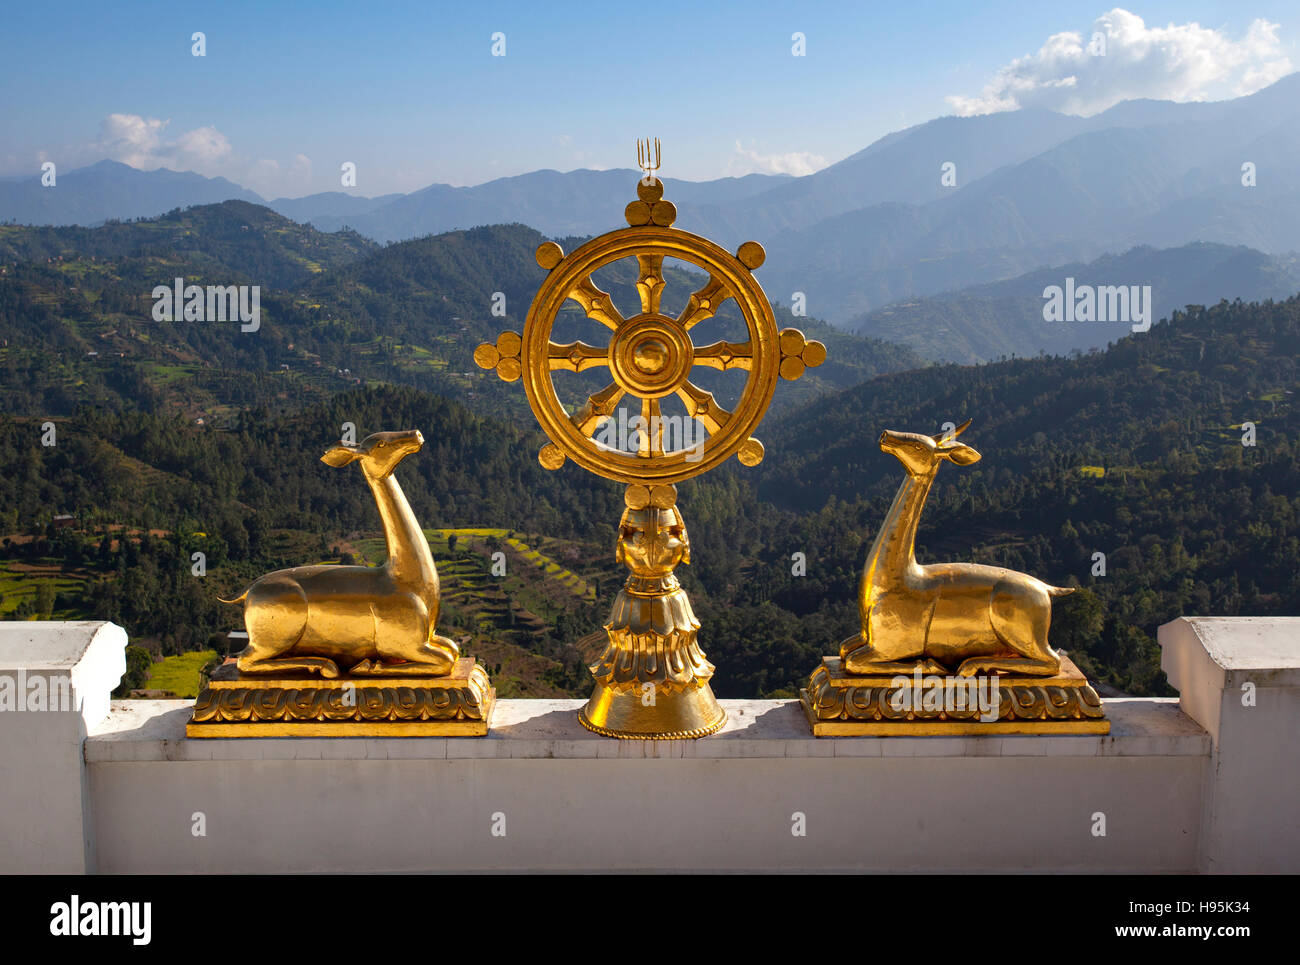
[321,445,361,468]
[941,443,981,466]
[931,418,973,443]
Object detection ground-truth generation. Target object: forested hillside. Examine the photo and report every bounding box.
[681,297,1299,696]
[0,200,376,288]
[851,243,1300,363]
[0,202,921,424]
[0,201,1296,701]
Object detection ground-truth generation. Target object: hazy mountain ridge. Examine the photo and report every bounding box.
[755,78,1300,321]
[753,295,1300,512]
[0,202,920,423]
[6,75,1300,341]
[849,242,1300,362]
[0,200,378,290]
[0,160,263,227]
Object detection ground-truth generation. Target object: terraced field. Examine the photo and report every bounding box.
[0,564,87,618]
[350,526,605,697]
[142,649,218,698]
[0,521,606,699]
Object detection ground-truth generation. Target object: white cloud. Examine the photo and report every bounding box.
[727,140,827,177]
[244,153,314,196]
[83,114,315,196]
[96,113,232,174]
[946,8,1294,117]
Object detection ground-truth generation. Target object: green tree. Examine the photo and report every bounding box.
[112,645,153,697]
[34,581,56,620]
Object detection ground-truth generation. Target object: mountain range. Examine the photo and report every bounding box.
[851,242,1300,363]
[0,201,921,425]
[4,72,1300,351]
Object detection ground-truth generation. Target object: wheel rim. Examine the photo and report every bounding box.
[522,225,778,485]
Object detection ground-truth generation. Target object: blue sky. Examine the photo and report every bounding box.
[1,1,1295,196]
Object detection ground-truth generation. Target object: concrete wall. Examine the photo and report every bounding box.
[84,698,1206,873]
[0,622,126,873]
[2,618,1297,873]
[1160,617,1300,873]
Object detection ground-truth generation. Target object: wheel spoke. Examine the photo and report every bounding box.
[638,397,663,457]
[692,339,753,372]
[675,380,732,436]
[678,275,731,330]
[548,339,609,373]
[636,254,665,315]
[572,381,625,437]
[568,275,624,330]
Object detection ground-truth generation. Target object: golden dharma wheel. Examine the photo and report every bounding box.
[476,174,824,486]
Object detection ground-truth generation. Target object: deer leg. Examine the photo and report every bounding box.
[847,654,950,675]
[842,635,946,676]
[955,654,1059,677]
[958,592,1060,677]
[236,579,339,677]
[238,653,341,678]
[353,634,459,676]
[236,617,339,678]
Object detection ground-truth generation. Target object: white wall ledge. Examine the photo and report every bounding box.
[1159,616,1300,873]
[87,696,1209,762]
[3,619,1296,873]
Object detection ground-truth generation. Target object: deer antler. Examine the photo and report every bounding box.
[932,418,973,442]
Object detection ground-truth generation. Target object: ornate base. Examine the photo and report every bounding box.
[800,654,1108,736]
[579,681,726,739]
[186,656,495,737]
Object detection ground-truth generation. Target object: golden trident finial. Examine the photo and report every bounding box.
[637,137,660,183]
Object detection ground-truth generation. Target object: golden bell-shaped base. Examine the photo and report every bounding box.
[578,493,726,739]
[580,678,725,739]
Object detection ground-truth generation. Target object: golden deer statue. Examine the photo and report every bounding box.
[222,429,459,678]
[841,419,1073,677]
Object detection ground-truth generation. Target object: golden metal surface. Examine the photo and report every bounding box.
[222,430,461,679]
[841,420,1074,677]
[194,430,495,737]
[579,484,726,739]
[187,657,495,737]
[477,150,823,737]
[802,421,1108,736]
[800,655,1109,736]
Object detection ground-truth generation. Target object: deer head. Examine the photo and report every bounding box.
[879,418,981,477]
[321,429,424,479]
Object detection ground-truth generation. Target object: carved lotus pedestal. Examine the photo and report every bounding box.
[186,657,496,737]
[800,655,1109,736]
[580,566,726,740]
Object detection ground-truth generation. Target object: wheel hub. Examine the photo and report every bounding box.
[608,314,694,399]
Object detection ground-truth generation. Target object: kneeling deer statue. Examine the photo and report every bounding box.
[841,419,1072,677]
[222,429,459,678]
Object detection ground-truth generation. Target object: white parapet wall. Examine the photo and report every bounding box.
[1159,616,1300,873]
[0,618,1295,873]
[0,621,126,873]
